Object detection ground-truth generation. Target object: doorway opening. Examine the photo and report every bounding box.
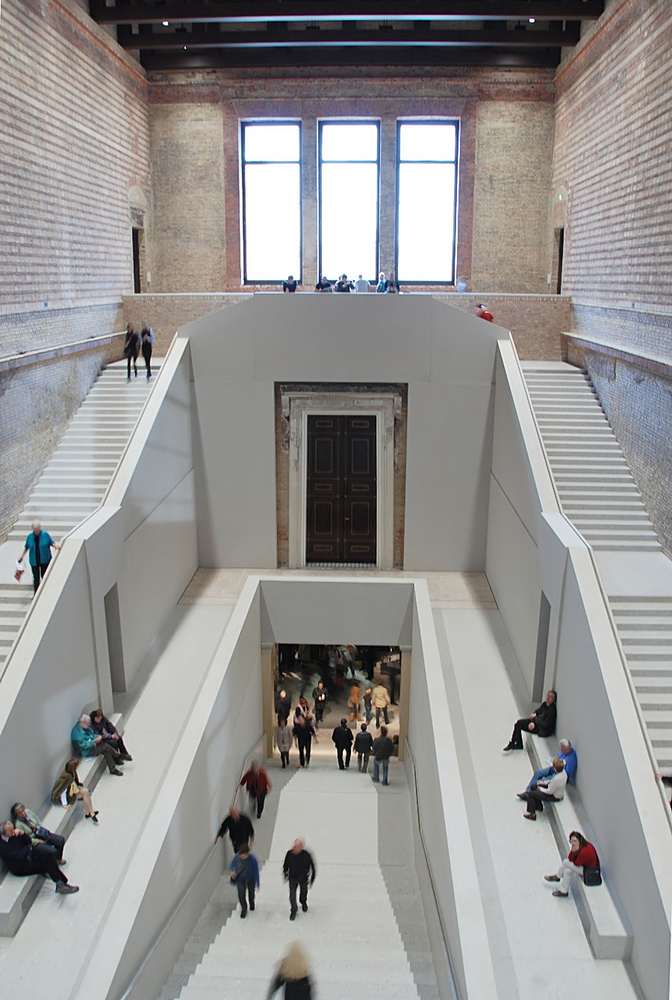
[272,643,406,764]
[553,227,565,294]
[132,227,142,293]
[104,584,126,694]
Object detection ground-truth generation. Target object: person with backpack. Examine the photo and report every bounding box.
[354,723,374,773]
[140,322,155,379]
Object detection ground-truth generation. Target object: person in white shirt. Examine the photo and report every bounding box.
[523,757,567,820]
[353,274,370,293]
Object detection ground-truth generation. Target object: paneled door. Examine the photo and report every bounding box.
[306,414,377,564]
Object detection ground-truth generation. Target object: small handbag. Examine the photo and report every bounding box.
[583,863,602,886]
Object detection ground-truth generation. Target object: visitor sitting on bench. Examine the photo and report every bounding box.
[71,713,124,775]
[520,738,577,795]
[90,709,132,761]
[11,803,66,864]
[0,822,78,894]
[51,758,99,822]
[503,690,557,751]
[545,831,599,897]
[523,757,567,821]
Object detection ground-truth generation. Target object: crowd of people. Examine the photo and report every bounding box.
[281,271,402,293]
[503,691,601,896]
[0,708,133,898]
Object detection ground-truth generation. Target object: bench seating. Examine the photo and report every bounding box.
[0,713,124,936]
[527,735,633,960]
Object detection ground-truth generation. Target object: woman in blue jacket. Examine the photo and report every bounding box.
[19,521,60,593]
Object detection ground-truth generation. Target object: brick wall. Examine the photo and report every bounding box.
[0,0,149,539]
[472,102,555,293]
[148,104,227,293]
[0,0,150,354]
[146,67,555,297]
[123,294,250,353]
[552,0,672,350]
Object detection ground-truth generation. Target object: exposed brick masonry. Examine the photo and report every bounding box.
[146,67,555,296]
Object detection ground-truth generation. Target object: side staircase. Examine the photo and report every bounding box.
[0,360,159,672]
[522,362,672,774]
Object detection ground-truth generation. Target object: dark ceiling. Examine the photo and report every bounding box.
[89,1,604,70]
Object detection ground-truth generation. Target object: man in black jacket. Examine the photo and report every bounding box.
[354,723,374,773]
[282,838,316,920]
[331,718,354,770]
[216,806,254,852]
[0,822,78,894]
[372,726,394,785]
[504,690,557,751]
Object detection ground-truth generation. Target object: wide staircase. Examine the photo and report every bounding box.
[522,361,672,773]
[165,762,436,1000]
[0,359,159,672]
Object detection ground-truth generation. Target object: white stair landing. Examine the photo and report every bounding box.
[179,767,422,1000]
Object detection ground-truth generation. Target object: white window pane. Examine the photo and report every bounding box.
[244,124,300,162]
[399,123,456,162]
[245,163,301,280]
[397,163,455,282]
[321,123,378,162]
[320,162,378,280]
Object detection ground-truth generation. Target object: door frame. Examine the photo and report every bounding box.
[284,392,398,569]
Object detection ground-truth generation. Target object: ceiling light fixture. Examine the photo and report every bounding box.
[162,20,169,26]
[528,16,536,22]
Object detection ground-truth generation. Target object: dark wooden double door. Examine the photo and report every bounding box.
[306,414,377,564]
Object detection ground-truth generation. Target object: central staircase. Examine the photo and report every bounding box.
[168,764,433,1000]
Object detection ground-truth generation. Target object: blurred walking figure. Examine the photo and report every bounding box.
[229,843,259,918]
[354,723,374,773]
[372,681,391,728]
[348,681,362,723]
[363,688,373,723]
[293,714,317,768]
[239,762,272,818]
[275,717,293,768]
[216,805,254,852]
[283,838,316,921]
[124,323,139,379]
[267,941,313,1000]
[332,718,354,770]
[140,322,154,379]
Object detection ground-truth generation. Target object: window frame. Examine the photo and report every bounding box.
[317,119,381,284]
[240,119,303,286]
[395,118,460,286]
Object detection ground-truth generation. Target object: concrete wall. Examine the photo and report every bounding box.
[87,581,264,1000]
[0,339,198,820]
[486,339,672,1000]
[407,584,498,1000]
[187,293,502,571]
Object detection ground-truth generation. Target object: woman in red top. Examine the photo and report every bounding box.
[545,831,598,897]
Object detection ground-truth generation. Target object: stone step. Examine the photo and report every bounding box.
[616,619,672,631]
[622,646,672,661]
[591,541,662,552]
[620,632,672,644]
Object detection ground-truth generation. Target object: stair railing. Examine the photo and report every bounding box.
[0,331,180,684]
[511,337,672,828]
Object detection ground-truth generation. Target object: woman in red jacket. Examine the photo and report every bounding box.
[545,831,599,897]
[239,762,272,819]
